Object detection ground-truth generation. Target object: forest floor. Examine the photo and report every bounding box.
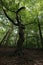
[0,47,43,65]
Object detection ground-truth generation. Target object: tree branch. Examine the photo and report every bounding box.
[1,0,25,26]
[3,7,18,26]
[16,7,25,24]
[16,7,25,13]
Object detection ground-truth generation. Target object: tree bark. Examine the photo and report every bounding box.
[17,24,25,52]
[37,19,43,48]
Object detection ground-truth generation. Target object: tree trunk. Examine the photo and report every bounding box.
[0,29,10,46]
[38,20,43,48]
[15,24,25,55]
[0,27,13,47]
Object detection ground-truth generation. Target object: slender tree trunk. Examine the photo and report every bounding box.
[0,29,10,46]
[38,19,43,48]
[0,26,13,47]
[5,28,13,46]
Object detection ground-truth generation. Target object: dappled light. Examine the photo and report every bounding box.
[0,0,43,65]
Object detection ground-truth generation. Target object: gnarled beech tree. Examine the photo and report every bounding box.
[2,6,25,55]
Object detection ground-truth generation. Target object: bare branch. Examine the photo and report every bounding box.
[16,7,25,24]
[16,7,25,13]
[3,7,18,26]
[1,0,25,26]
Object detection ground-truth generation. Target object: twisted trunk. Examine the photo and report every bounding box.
[17,24,25,52]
